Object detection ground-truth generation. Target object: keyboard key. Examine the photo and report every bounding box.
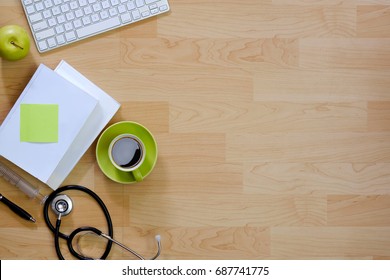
[44,0,53,8]
[70,1,78,9]
[48,18,57,26]
[29,13,43,23]
[64,22,73,31]
[38,40,48,51]
[93,3,101,12]
[47,37,57,47]
[43,10,52,18]
[76,17,120,38]
[127,2,136,10]
[35,2,45,12]
[57,14,66,24]
[118,4,126,13]
[84,6,93,15]
[66,12,75,20]
[61,4,70,13]
[109,8,118,16]
[101,0,110,9]
[75,9,83,17]
[73,19,82,28]
[91,14,100,22]
[100,10,109,19]
[82,16,91,25]
[26,5,35,14]
[52,6,61,15]
[135,0,144,8]
[35,28,55,40]
[56,34,66,44]
[32,21,48,31]
[120,12,131,23]
[55,25,65,33]
[132,9,140,20]
[65,31,77,41]
[145,0,158,4]
[78,0,88,7]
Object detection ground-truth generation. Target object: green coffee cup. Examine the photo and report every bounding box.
[96,121,158,184]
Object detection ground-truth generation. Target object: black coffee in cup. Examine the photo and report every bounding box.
[111,136,143,169]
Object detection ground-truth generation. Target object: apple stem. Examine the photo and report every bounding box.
[10,41,24,50]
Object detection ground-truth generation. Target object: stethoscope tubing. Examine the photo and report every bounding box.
[43,185,114,260]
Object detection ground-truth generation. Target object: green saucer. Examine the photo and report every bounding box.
[96,121,158,184]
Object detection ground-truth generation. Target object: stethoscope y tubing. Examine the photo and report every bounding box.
[43,185,114,260]
[44,185,161,260]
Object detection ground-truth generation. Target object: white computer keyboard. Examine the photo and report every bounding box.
[21,0,170,53]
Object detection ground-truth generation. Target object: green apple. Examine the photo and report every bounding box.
[0,25,30,61]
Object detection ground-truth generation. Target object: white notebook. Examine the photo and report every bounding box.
[0,61,120,190]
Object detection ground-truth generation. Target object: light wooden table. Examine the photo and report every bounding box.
[1,0,390,260]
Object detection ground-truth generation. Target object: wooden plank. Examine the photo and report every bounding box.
[254,68,390,102]
[271,227,390,258]
[126,193,327,227]
[159,3,355,38]
[299,38,390,69]
[170,101,367,133]
[357,5,390,38]
[122,226,270,260]
[244,163,390,195]
[227,132,390,162]
[328,195,390,226]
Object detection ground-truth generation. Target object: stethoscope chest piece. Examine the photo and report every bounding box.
[51,194,73,216]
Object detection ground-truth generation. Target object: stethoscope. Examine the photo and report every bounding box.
[43,185,161,260]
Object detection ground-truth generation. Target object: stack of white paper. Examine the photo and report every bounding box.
[0,61,120,190]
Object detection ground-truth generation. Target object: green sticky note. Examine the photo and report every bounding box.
[20,104,59,143]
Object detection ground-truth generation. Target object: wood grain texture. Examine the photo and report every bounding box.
[1,0,390,260]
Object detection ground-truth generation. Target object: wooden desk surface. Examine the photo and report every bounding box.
[1,0,390,260]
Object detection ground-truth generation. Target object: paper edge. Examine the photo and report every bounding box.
[47,60,120,189]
